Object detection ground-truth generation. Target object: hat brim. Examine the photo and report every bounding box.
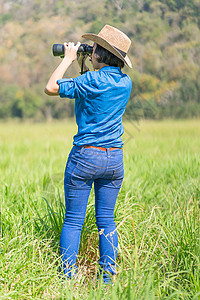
[82,33,132,68]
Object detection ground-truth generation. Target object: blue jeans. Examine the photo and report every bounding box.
[60,145,124,283]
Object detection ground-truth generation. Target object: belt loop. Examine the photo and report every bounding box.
[80,146,84,155]
[106,148,111,158]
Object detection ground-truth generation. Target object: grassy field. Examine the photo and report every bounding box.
[0,119,200,299]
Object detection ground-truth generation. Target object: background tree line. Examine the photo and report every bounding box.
[0,0,200,120]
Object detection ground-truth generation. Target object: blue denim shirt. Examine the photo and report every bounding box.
[57,66,132,148]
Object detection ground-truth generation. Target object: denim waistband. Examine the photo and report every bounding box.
[78,145,122,151]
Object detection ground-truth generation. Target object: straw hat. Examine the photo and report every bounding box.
[82,25,132,68]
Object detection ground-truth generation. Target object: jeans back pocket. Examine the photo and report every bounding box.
[71,162,97,187]
[111,163,124,188]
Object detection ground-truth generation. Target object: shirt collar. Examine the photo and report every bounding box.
[98,66,121,74]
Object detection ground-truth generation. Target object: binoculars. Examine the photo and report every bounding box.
[52,43,93,57]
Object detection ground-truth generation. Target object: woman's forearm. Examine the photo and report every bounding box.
[44,42,81,96]
[44,57,73,95]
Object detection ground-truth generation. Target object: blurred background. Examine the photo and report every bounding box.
[0,0,200,121]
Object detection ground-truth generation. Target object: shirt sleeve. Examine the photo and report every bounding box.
[57,78,76,99]
[57,75,88,99]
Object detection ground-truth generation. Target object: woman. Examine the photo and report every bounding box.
[45,25,132,283]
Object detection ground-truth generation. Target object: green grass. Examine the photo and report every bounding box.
[0,119,200,299]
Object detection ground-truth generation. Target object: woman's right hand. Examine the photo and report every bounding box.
[64,42,81,62]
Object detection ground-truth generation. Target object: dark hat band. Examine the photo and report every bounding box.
[113,46,126,58]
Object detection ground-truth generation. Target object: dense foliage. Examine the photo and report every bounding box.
[0,0,200,120]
